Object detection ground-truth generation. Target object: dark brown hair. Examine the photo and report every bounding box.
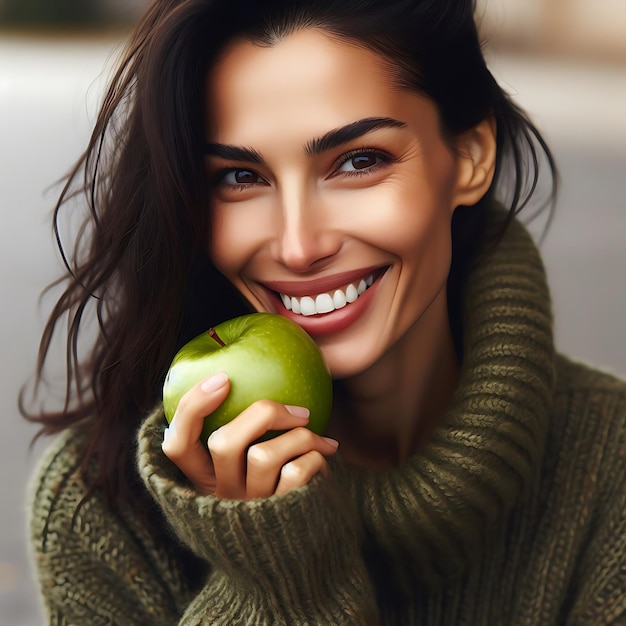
[22,0,557,512]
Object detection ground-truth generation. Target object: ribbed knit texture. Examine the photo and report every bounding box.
[28,214,626,625]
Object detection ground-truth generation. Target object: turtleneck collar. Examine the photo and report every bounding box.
[335,211,556,591]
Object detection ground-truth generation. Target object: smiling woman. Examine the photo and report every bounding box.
[22,0,626,624]
[205,31,494,386]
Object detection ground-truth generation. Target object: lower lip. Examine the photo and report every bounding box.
[268,274,384,338]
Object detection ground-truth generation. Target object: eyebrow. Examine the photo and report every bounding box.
[203,116,406,162]
[304,116,407,156]
[203,143,263,163]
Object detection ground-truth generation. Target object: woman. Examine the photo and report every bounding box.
[25,0,626,624]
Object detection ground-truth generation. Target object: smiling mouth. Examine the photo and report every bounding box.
[276,269,385,317]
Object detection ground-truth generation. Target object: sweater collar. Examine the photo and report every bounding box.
[336,212,556,590]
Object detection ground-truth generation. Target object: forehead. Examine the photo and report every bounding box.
[204,28,406,143]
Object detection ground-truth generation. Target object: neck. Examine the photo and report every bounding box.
[328,289,459,469]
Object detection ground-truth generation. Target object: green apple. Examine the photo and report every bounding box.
[163,312,332,443]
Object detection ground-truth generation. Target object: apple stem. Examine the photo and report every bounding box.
[208,328,226,347]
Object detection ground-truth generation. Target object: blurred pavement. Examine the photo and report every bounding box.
[1,34,625,625]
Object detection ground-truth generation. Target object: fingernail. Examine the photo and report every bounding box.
[163,427,170,443]
[201,371,229,393]
[322,437,339,449]
[285,405,310,419]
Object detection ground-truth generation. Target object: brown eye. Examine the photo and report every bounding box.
[336,151,386,174]
[224,169,261,185]
[352,154,378,169]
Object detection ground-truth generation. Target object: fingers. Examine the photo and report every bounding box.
[275,450,331,496]
[161,371,230,495]
[162,385,338,500]
[208,400,309,499]
[208,400,338,500]
[245,429,339,499]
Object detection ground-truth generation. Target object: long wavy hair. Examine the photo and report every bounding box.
[22,0,557,512]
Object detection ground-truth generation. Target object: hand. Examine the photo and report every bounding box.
[161,371,339,499]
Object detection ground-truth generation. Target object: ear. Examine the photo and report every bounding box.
[450,116,497,210]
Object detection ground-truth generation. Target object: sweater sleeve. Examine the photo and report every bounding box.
[138,407,379,625]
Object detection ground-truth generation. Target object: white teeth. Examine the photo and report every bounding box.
[279,273,378,316]
[332,289,347,309]
[315,293,334,314]
[345,284,358,303]
[300,296,316,316]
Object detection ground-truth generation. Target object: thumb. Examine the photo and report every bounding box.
[162,371,230,494]
[166,371,230,445]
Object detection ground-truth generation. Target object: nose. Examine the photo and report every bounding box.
[272,189,341,273]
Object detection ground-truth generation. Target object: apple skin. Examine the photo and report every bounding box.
[162,313,333,444]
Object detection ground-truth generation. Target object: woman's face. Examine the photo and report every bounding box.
[205,29,472,379]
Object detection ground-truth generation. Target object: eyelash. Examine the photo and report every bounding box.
[331,148,395,178]
[212,170,262,193]
[213,147,395,192]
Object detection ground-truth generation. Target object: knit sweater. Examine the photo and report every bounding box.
[28,216,626,625]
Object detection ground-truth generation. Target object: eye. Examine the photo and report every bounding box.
[338,153,380,172]
[334,149,391,177]
[221,169,264,186]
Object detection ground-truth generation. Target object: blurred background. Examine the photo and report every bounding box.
[1,0,625,623]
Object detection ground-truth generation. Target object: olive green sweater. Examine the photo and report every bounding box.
[29,217,626,625]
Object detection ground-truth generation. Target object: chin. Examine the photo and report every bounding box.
[317,334,389,380]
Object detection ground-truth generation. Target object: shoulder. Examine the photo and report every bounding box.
[553,353,626,445]
[555,353,626,397]
[28,430,124,616]
[28,429,184,624]
[28,429,114,619]
[546,357,626,621]
[28,428,90,552]
[549,354,626,497]
[553,353,626,440]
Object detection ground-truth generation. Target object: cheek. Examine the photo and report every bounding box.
[208,204,250,277]
[341,172,456,257]
[208,206,228,271]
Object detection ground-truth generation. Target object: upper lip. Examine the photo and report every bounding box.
[263,265,386,297]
